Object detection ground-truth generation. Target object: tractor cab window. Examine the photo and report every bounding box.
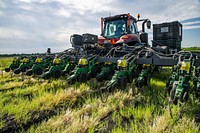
[129,20,138,34]
[104,19,126,39]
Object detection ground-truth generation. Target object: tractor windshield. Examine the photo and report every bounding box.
[103,19,127,39]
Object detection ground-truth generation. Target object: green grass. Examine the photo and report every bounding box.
[182,47,200,51]
[0,56,199,133]
[0,57,13,70]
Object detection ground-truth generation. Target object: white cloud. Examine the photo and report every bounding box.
[0,11,3,16]
[0,0,199,54]
[18,5,33,11]
[57,0,113,14]
[17,0,32,3]
[55,7,71,17]
[183,21,200,26]
[14,14,37,23]
[183,25,200,30]
[0,27,27,39]
[0,1,6,8]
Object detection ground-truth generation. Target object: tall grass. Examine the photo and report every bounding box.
[0,56,199,133]
[0,57,13,70]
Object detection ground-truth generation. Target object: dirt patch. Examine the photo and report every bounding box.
[0,90,97,132]
[0,114,17,133]
[94,110,134,133]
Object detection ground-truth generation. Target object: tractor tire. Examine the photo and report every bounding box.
[78,73,88,83]
[5,68,10,72]
[53,69,62,78]
[119,76,127,89]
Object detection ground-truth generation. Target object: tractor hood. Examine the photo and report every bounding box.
[98,34,141,45]
[116,34,141,44]
[98,36,119,45]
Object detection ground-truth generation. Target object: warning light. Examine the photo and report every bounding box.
[137,14,140,20]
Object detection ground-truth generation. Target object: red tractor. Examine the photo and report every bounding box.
[98,13,151,47]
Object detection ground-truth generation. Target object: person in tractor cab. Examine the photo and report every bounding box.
[53,55,61,65]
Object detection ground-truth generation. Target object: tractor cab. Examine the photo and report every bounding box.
[99,13,151,46]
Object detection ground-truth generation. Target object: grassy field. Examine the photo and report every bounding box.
[0,57,199,133]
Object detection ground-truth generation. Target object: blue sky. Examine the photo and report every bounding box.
[0,0,200,54]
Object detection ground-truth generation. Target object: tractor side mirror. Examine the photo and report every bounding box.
[147,20,151,29]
